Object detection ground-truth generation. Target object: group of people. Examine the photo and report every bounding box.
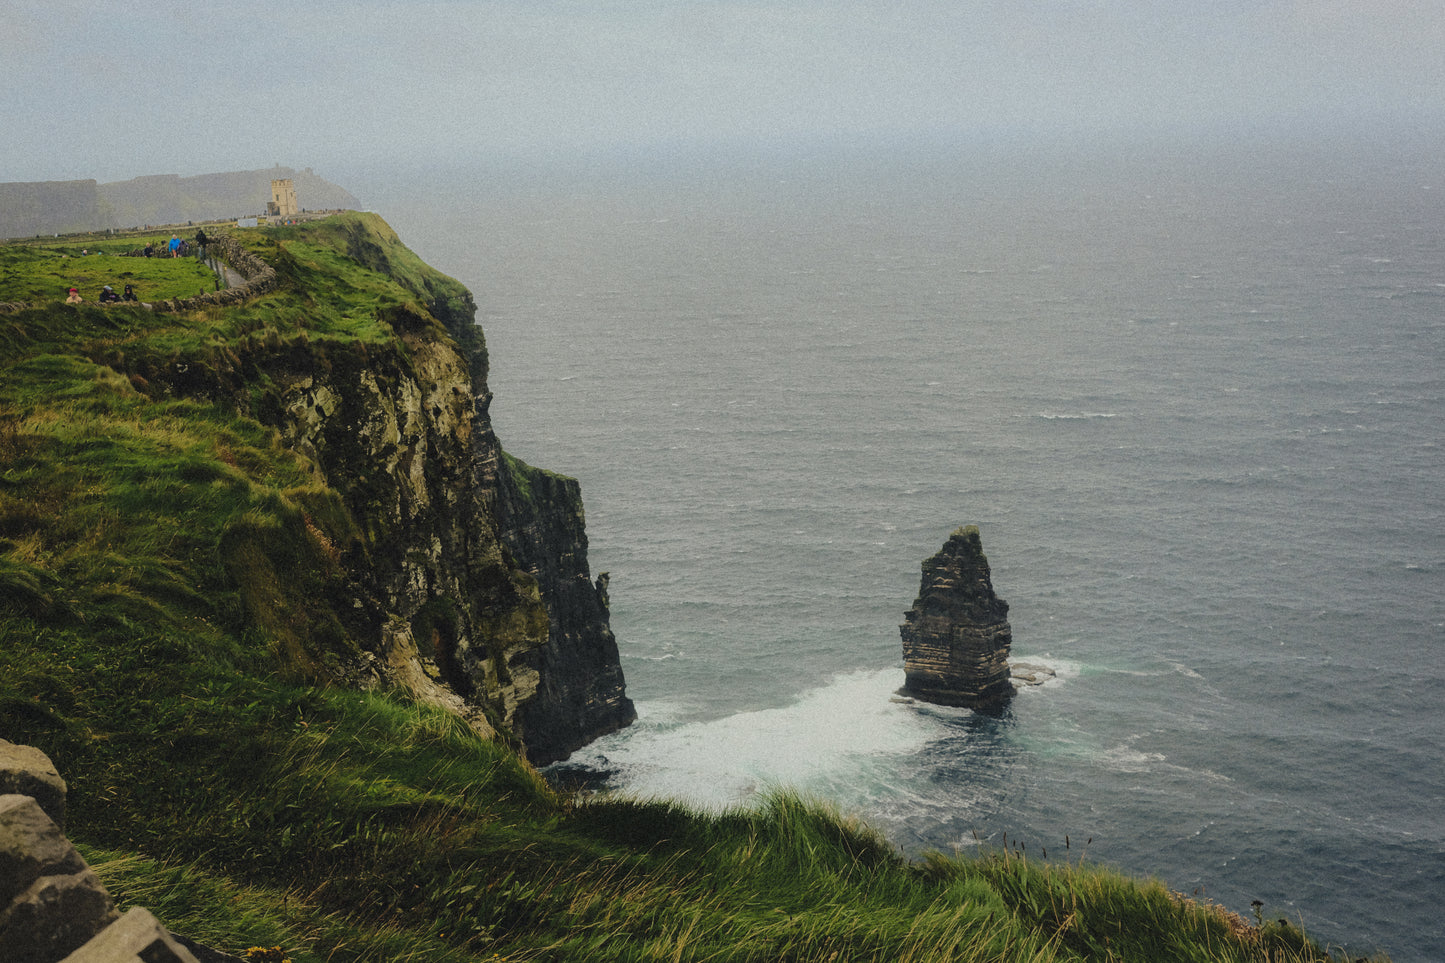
[67,284,138,304]
[63,227,213,305]
[141,229,208,259]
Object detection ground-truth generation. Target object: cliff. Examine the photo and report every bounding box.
[0,216,1368,963]
[900,526,1016,709]
[0,167,358,239]
[0,180,102,239]
[0,212,631,765]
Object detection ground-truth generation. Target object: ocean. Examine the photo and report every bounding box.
[359,133,1444,962]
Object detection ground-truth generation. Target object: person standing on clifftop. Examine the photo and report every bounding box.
[168,235,181,258]
[194,229,208,260]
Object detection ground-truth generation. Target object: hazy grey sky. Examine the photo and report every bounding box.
[3,0,1442,184]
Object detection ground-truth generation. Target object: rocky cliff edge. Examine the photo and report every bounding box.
[1,212,633,764]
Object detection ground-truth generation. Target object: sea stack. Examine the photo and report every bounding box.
[900,525,1016,709]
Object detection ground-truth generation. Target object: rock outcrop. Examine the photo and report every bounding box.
[110,215,633,763]
[495,458,636,764]
[900,526,1015,709]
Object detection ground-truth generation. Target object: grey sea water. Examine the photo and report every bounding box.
[364,136,1444,961]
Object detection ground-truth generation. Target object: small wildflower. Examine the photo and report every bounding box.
[243,948,293,963]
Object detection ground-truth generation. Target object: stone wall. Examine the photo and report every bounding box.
[0,739,231,963]
[151,235,278,313]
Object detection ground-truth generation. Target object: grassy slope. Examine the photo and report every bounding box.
[0,238,219,303]
[0,217,1379,963]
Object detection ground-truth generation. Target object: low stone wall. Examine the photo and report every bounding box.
[152,234,278,314]
[0,739,241,963]
[0,232,276,316]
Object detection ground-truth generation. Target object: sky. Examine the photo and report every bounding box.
[3,0,1443,186]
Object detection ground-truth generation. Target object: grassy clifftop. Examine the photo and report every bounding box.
[0,215,1378,962]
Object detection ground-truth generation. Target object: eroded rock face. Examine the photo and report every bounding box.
[267,297,635,761]
[900,526,1015,710]
[259,228,632,761]
[494,459,636,765]
[254,309,554,741]
[108,217,634,763]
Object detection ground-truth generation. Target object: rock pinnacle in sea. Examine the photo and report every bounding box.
[900,525,1015,709]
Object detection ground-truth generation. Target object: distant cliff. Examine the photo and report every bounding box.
[0,180,102,238]
[0,166,359,238]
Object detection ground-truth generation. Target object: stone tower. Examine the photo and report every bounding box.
[269,178,298,217]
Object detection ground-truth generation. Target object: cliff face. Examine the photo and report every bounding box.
[494,455,635,763]
[274,218,635,762]
[900,526,1015,710]
[110,214,633,762]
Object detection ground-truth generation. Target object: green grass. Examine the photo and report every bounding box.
[0,241,220,303]
[0,215,1388,963]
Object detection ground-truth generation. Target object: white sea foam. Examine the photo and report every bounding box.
[1010,654,1082,681]
[1096,745,1168,772]
[570,668,935,810]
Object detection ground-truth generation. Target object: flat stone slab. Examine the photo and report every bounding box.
[60,906,200,963]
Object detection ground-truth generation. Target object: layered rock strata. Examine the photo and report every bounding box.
[264,219,636,762]
[900,526,1016,709]
[495,458,636,764]
[108,214,633,763]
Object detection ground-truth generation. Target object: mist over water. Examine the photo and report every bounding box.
[366,138,1444,962]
